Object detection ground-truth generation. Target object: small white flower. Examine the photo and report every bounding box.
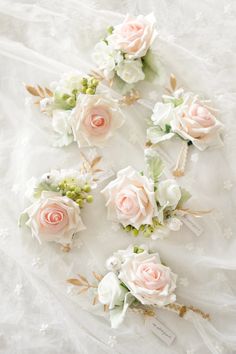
[157,179,181,209]
[52,110,74,147]
[116,59,145,84]
[92,41,122,80]
[98,272,127,309]
[106,256,121,272]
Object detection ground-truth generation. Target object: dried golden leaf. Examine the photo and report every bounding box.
[45,87,53,96]
[170,74,177,91]
[78,287,89,294]
[25,85,41,97]
[77,274,89,285]
[37,85,45,97]
[91,156,102,168]
[103,304,109,312]
[92,272,103,281]
[67,278,82,286]
[92,168,103,173]
[92,295,98,306]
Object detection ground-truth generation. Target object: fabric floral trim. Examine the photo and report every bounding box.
[68,244,210,328]
[25,73,124,148]
[19,154,104,251]
[92,13,158,87]
[146,75,224,176]
[101,150,209,239]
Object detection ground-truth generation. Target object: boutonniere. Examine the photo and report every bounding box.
[19,154,105,251]
[146,75,224,176]
[101,150,210,239]
[25,73,124,148]
[67,244,210,328]
[92,13,159,90]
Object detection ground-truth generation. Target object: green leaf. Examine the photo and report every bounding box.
[34,182,58,198]
[164,124,171,133]
[18,212,29,227]
[107,26,114,35]
[142,50,159,82]
[177,188,192,208]
[145,150,164,183]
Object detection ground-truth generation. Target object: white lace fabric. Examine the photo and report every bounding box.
[0,1,236,353]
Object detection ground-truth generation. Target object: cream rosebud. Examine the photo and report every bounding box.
[98,272,127,309]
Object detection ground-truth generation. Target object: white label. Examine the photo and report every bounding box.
[182,215,203,237]
[147,317,176,346]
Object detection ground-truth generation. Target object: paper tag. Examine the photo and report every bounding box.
[147,317,176,346]
[182,215,203,237]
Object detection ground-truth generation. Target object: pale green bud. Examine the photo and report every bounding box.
[86,195,93,203]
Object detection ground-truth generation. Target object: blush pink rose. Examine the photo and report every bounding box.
[107,13,157,59]
[172,99,223,150]
[101,166,158,229]
[70,94,124,147]
[118,251,177,306]
[24,191,85,244]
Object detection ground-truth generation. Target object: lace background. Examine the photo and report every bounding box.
[0,1,235,353]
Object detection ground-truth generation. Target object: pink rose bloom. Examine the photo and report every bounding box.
[23,192,85,244]
[101,166,158,229]
[70,94,124,147]
[172,100,223,150]
[107,13,157,59]
[119,251,177,306]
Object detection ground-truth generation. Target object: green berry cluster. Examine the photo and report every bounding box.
[80,76,99,95]
[57,179,93,208]
[124,217,161,238]
[54,90,77,110]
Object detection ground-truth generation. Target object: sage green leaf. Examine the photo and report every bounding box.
[145,149,164,183]
[18,212,29,227]
[34,182,58,198]
[177,188,192,208]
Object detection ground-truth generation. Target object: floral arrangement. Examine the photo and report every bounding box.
[146,75,224,176]
[19,154,104,251]
[101,150,208,239]
[25,72,124,148]
[92,13,158,86]
[68,244,210,328]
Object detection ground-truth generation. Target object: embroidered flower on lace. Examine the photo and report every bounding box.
[178,277,189,287]
[14,284,23,296]
[32,257,43,268]
[223,227,233,240]
[223,179,233,190]
[107,335,117,348]
[39,323,49,334]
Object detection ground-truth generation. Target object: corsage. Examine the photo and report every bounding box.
[25,72,124,148]
[92,13,159,88]
[68,244,210,328]
[101,150,210,239]
[19,153,106,251]
[146,75,224,176]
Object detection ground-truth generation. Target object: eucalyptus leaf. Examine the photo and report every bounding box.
[18,212,29,227]
[142,50,159,82]
[147,126,175,144]
[177,188,192,208]
[34,182,58,198]
[145,150,164,183]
